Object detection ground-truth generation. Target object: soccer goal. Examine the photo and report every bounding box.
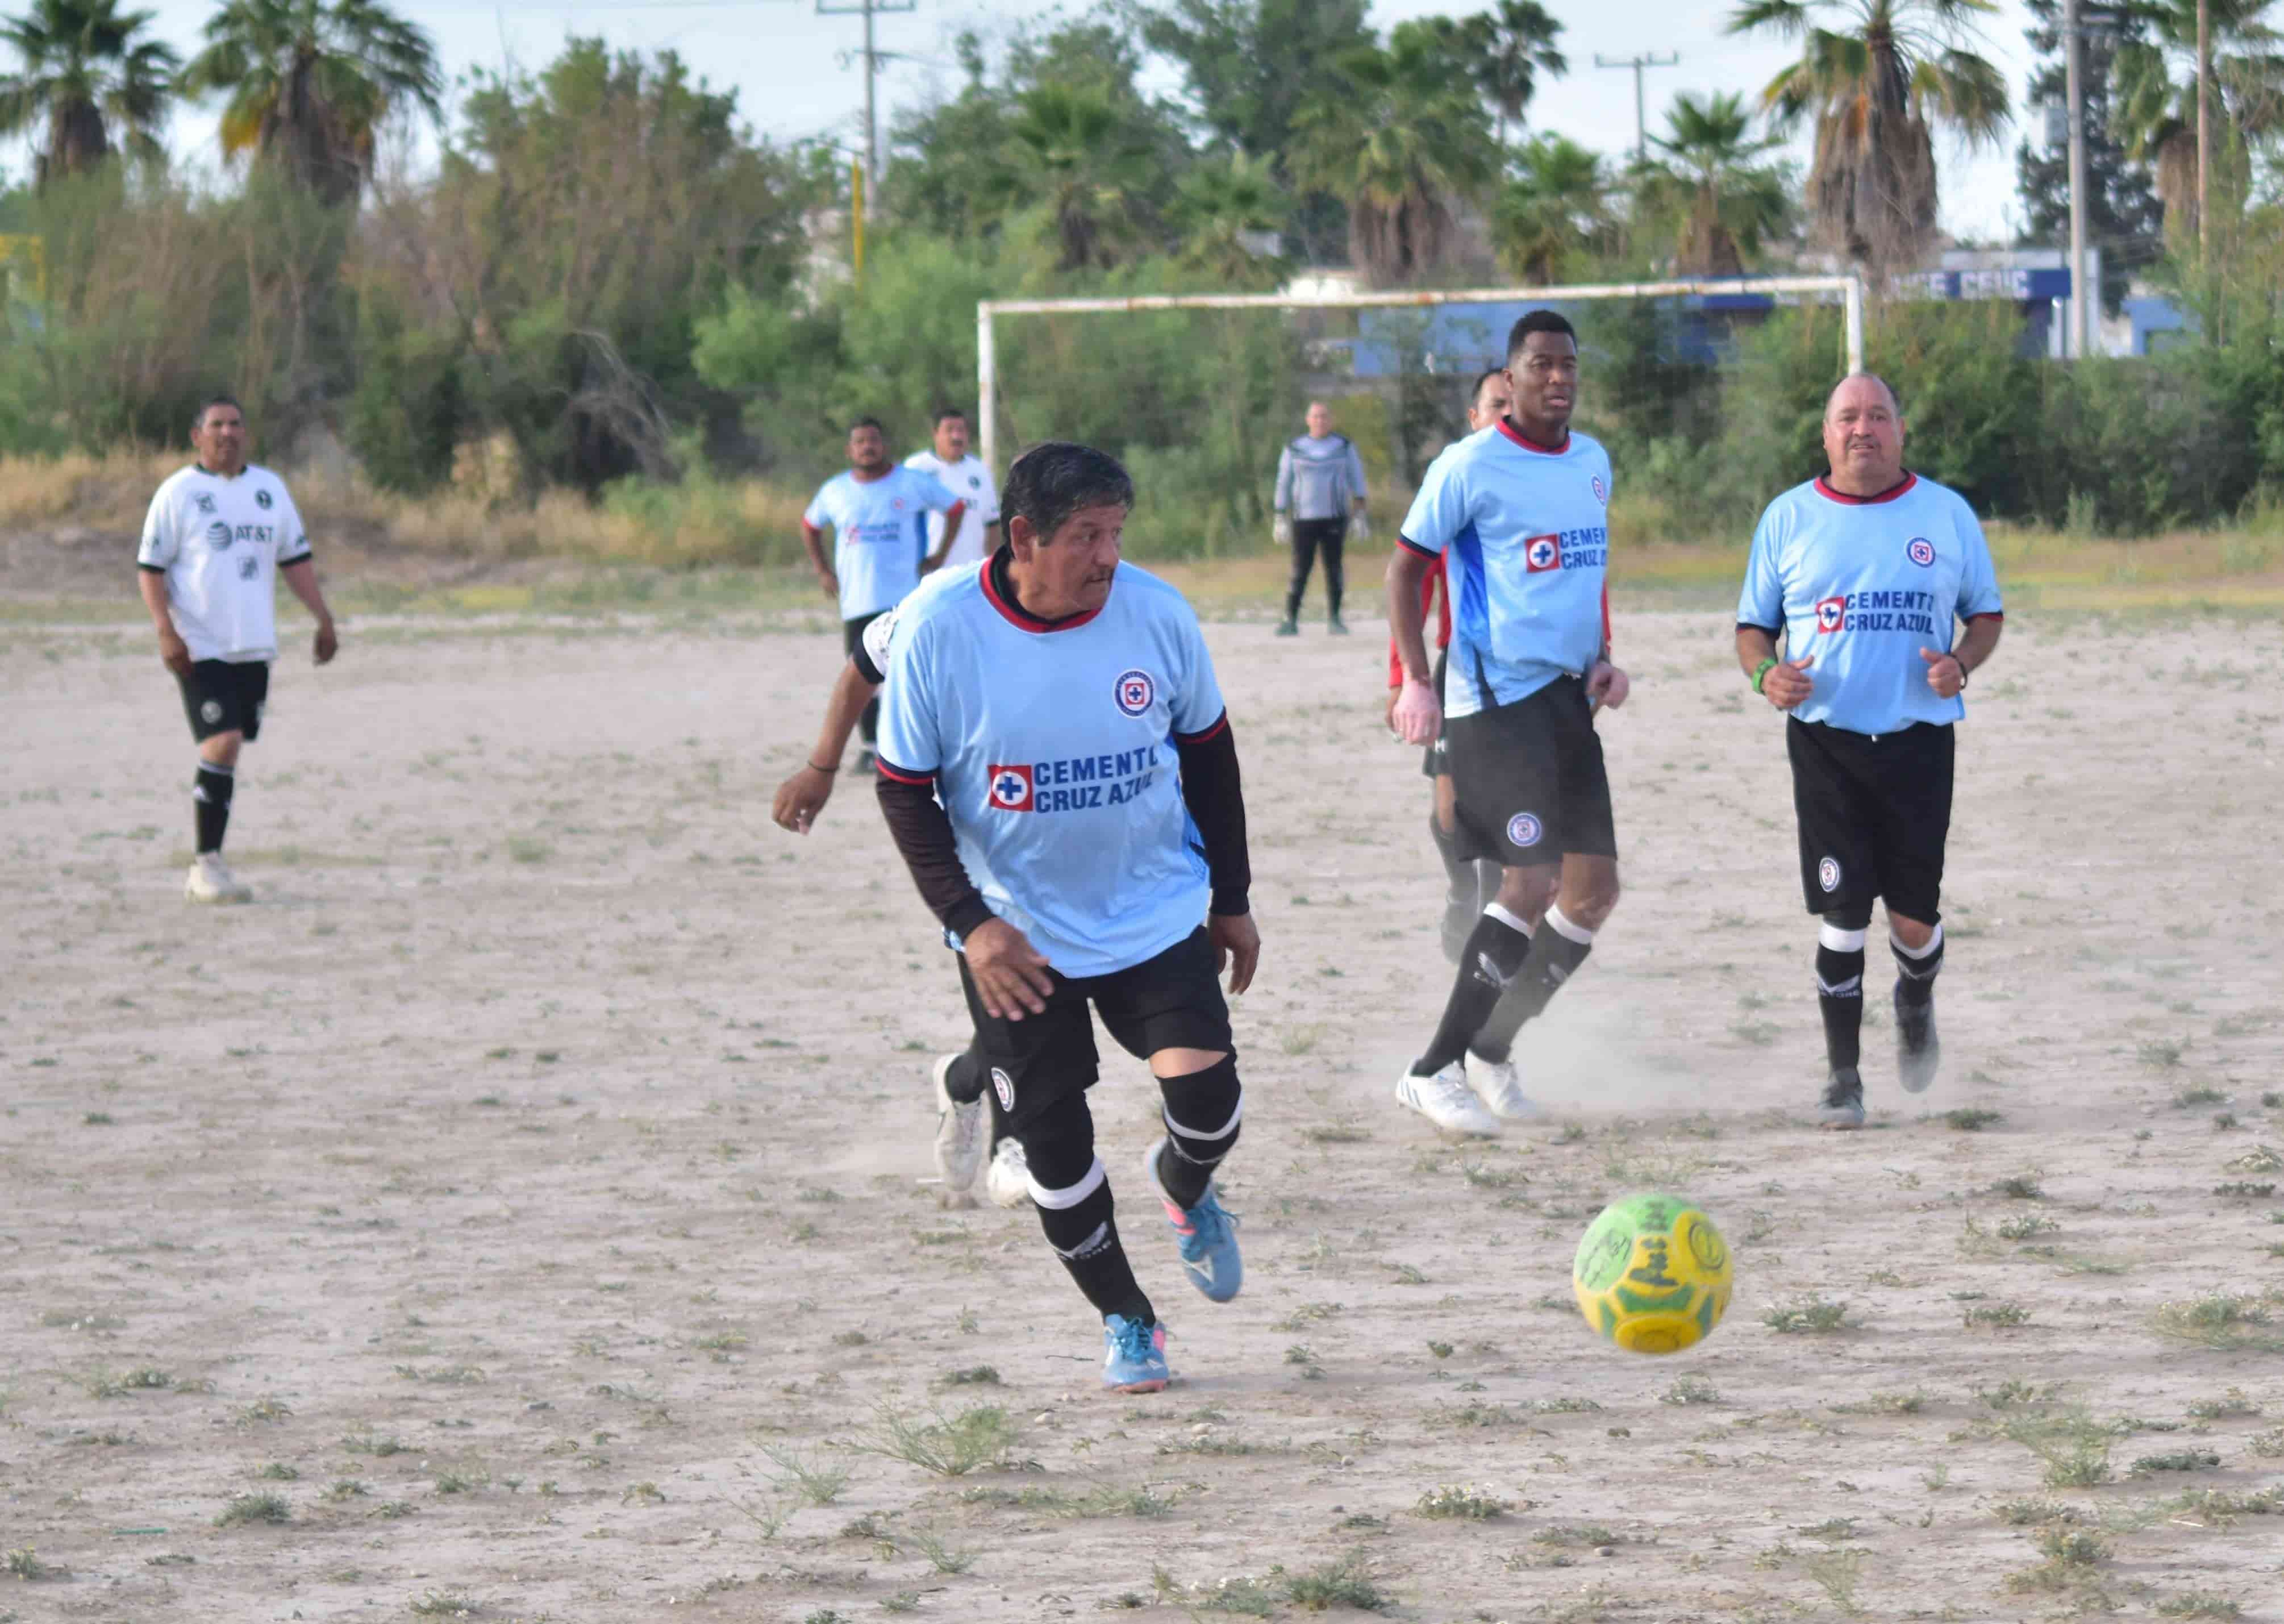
[974,274,1866,480]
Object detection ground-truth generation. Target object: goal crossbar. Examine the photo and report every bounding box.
[976,274,1866,476]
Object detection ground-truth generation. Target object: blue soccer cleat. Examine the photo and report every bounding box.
[1143,1138,1243,1303]
[1101,1313,1169,1393]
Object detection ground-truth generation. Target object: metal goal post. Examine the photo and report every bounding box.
[975,274,1866,477]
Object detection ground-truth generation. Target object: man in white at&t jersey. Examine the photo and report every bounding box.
[873,442,1260,1393]
[1736,373,2004,1128]
[904,406,1001,570]
[801,417,965,773]
[1385,311,1632,1136]
[136,394,339,904]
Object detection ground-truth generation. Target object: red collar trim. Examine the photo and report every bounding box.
[980,556,1107,633]
[1814,472,1917,505]
[1497,418,1569,456]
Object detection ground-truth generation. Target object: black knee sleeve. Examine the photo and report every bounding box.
[1159,1055,1242,1173]
[1019,1090,1149,1323]
[1822,902,1873,932]
[1015,1089,1096,1194]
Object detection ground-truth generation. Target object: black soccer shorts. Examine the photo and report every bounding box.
[955,926,1233,1133]
[176,659,270,743]
[1444,674,1618,868]
[1785,717,1954,922]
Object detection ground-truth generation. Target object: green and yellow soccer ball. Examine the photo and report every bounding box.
[1572,1193,1732,1355]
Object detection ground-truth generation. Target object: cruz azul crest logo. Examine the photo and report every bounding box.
[1113,668,1156,717]
[986,763,1035,811]
[1815,596,1847,634]
[1906,536,1936,567]
[1524,534,1561,573]
[1590,475,1607,505]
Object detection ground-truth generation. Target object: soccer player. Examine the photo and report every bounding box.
[769,604,1031,1212]
[873,442,1260,1393]
[136,394,339,904]
[1735,373,2003,1129]
[801,418,965,773]
[1385,311,1630,1136]
[904,407,1001,570]
[1389,366,1514,963]
[1272,401,1369,636]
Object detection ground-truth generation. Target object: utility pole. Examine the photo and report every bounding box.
[1594,52,1681,164]
[2197,0,2211,252]
[2064,0,2090,359]
[818,0,916,219]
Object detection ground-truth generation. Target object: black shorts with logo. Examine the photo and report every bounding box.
[1786,717,1953,922]
[1444,674,1616,868]
[176,659,270,743]
[1419,647,1450,779]
[955,926,1233,1133]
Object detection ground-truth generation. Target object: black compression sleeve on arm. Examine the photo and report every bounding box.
[1174,717,1251,917]
[877,774,997,939]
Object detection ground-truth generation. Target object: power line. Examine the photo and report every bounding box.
[815,0,915,219]
[1593,52,1681,165]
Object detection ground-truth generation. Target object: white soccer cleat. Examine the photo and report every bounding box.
[985,1134,1031,1209]
[1394,1062,1502,1136]
[931,1053,985,1208]
[185,852,251,904]
[1464,1052,1541,1120]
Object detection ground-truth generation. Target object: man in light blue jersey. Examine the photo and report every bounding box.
[1385,310,1632,1136]
[1273,401,1370,636]
[873,442,1261,1393]
[1737,373,2004,1129]
[801,417,965,773]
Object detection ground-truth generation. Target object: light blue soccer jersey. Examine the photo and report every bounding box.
[875,560,1226,978]
[1738,473,2004,735]
[804,467,959,619]
[1397,421,1614,718]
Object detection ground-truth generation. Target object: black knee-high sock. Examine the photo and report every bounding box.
[1893,924,1944,1006]
[1414,906,1537,1075]
[1156,1055,1242,1209]
[942,1046,987,1105]
[193,762,234,854]
[1428,810,1470,901]
[1816,923,1866,1070]
[1469,905,1594,1063]
[1035,1168,1152,1324]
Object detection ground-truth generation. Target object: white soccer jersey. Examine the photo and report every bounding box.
[875,560,1227,978]
[1397,420,1613,718]
[1738,473,2003,735]
[136,463,312,663]
[903,451,1000,567]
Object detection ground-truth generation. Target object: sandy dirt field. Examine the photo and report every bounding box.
[3,601,2282,1624]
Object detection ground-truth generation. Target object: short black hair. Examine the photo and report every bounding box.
[1469,367,1506,409]
[933,406,969,427]
[192,393,243,433]
[1506,309,1577,361]
[849,416,886,436]
[1002,442,1134,544]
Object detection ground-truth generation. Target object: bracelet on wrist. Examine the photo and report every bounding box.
[1750,656,1778,694]
[806,760,839,774]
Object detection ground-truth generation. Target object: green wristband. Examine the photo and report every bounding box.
[1750,657,1778,694]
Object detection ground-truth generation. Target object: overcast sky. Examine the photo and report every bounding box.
[12,0,2049,244]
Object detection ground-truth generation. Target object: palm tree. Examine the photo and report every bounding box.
[0,0,177,186]
[1638,90,1796,276]
[1468,0,1568,148]
[1001,81,1156,272]
[2112,0,2284,243]
[180,0,441,206]
[1726,0,2010,276]
[1173,151,1286,285]
[1489,134,1614,281]
[1291,21,1501,284]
